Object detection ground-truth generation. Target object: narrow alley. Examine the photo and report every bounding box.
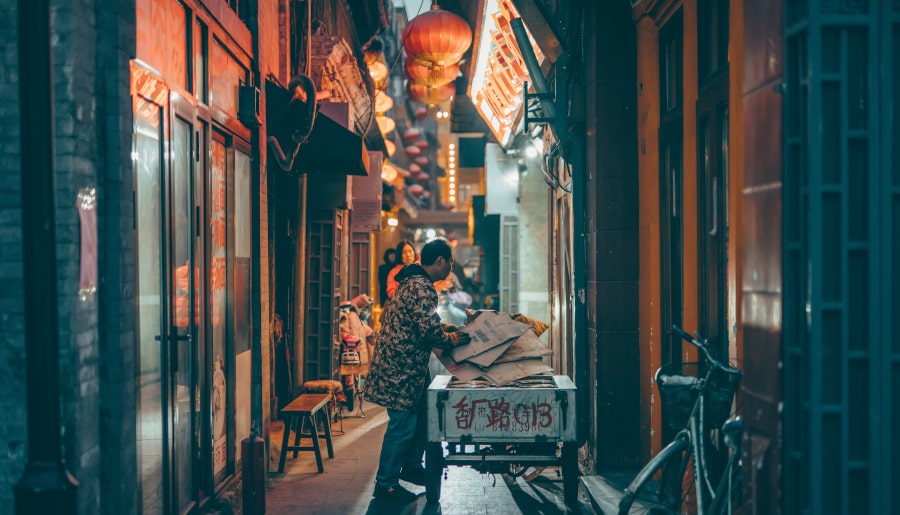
[257,404,594,514]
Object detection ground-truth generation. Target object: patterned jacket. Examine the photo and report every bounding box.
[365,264,454,412]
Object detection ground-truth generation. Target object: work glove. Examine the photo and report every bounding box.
[447,331,471,347]
[511,313,549,336]
[441,323,459,333]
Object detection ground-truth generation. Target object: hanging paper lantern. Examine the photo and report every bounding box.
[376,116,396,136]
[407,82,455,106]
[402,7,472,67]
[408,184,425,196]
[414,106,428,121]
[422,191,432,199]
[415,156,430,167]
[409,163,422,175]
[441,202,454,210]
[367,60,389,84]
[414,139,429,149]
[374,91,394,113]
[416,172,430,183]
[384,140,396,157]
[381,162,398,183]
[405,58,460,87]
[404,145,422,157]
[403,128,422,141]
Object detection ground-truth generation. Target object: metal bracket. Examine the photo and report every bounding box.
[524,81,555,128]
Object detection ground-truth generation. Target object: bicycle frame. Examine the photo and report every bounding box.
[618,326,742,514]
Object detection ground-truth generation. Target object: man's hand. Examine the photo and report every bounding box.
[448,331,471,347]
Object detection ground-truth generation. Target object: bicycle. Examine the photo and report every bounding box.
[618,325,743,514]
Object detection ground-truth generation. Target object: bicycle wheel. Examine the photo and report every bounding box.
[708,450,742,514]
[618,437,690,515]
[344,383,355,412]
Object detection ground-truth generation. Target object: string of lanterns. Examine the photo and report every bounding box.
[371,2,473,212]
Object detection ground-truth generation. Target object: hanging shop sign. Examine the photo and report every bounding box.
[468,0,545,147]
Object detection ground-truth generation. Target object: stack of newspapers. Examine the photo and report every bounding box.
[433,310,553,386]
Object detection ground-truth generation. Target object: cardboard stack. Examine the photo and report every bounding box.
[433,310,553,385]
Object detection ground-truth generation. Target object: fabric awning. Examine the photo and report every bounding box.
[294,113,370,176]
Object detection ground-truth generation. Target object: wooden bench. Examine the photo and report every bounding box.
[277,393,334,473]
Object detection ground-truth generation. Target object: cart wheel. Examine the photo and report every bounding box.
[425,442,443,503]
[562,443,580,508]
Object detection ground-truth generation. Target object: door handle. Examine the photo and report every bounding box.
[708,177,718,236]
[154,333,191,372]
[155,333,192,342]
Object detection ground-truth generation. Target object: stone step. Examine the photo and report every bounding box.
[580,473,664,514]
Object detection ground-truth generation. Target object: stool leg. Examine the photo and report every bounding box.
[307,414,324,473]
[278,416,292,473]
[293,416,304,458]
[319,408,334,458]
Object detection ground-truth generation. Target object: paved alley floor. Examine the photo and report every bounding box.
[265,402,597,514]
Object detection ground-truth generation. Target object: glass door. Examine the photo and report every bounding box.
[134,87,202,515]
[134,94,166,515]
[170,99,201,514]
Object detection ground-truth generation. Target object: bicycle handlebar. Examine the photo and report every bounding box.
[671,325,740,375]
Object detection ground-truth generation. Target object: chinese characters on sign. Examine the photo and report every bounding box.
[450,393,556,435]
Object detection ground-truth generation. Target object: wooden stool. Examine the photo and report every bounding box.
[277,393,334,473]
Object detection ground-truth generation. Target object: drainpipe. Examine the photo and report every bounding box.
[510,18,554,120]
[14,0,79,512]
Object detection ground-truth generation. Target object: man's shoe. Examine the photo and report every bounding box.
[400,466,427,486]
[373,483,419,502]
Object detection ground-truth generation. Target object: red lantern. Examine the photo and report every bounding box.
[404,145,422,157]
[405,58,459,87]
[407,82,455,106]
[403,128,422,141]
[408,184,425,196]
[441,202,454,210]
[414,107,428,121]
[415,156,430,167]
[409,163,422,175]
[422,191,432,199]
[416,172,430,183]
[415,140,429,149]
[403,7,472,67]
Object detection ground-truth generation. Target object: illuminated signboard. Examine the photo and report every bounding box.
[468,0,544,147]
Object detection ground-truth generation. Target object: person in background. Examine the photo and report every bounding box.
[385,240,417,299]
[377,248,397,305]
[365,238,471,501]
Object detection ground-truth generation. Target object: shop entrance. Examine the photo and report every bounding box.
[133,82,204,514]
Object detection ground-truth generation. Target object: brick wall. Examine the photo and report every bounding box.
[0,0,28,508]
[0,0,136,512]
[95,0,138,513]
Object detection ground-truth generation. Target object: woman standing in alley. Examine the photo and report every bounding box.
[385,240,417,300]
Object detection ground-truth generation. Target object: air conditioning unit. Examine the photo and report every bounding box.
[238,84,261,128]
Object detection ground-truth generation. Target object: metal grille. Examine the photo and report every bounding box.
[305,209,342,380]
[783,2,897,512]
[499,213,519,313]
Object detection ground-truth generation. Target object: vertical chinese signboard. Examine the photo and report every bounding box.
[210,136,228,479]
